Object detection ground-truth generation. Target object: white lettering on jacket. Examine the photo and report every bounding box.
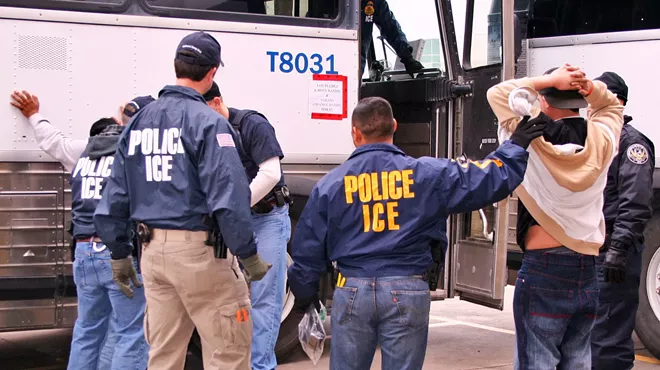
[127,128,185,182]
[72,156,114,200]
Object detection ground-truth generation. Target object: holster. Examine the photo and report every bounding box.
[251,186,293,214]
[67,221,76,262]
[423,240,444,291]
[203,215,227,259]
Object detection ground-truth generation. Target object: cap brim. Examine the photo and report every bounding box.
[543,95,588,110]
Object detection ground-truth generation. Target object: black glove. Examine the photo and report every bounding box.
[401,57,424,77]
[604,242,628,283]
[510,115,546,149]
[293,293,321,314]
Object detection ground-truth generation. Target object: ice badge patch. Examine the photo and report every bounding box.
[627,143,648,165]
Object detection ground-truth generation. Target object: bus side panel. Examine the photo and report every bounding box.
[0,15,359,164]
[0,162,76,332]
[527,37,660,166]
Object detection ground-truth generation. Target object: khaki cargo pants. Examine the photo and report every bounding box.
[140,229,252,370]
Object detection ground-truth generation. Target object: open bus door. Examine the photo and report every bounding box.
[359,0,518,309]
[439,0,517,310]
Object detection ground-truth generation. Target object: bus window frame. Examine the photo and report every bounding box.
[0,0,130,14]
[137,0,353,30]
[461,0,503,70]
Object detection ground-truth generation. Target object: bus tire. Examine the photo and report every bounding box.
[636,213,660,359]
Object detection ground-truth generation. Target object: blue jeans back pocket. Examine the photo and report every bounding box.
[333,286,358,325]
[529,287,574,338]
[391,290,430,329]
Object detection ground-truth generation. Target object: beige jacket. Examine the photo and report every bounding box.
[487,78,624,255]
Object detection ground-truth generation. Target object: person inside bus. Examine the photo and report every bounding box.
[306,0,424,77]
[9,91,154,370]
[591,71,655,370]
[487,64,624,369]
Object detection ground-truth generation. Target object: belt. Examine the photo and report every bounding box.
[76,236,102,243]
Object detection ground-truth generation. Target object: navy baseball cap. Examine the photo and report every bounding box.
[175,31,224,67]
[89,117,117,137]
[202,81,221,101]
[123,95,155,118]
[538,67,588,110]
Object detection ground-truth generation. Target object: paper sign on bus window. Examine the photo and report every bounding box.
[309,74,348,121]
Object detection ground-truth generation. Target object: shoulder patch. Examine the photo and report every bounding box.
[626,143,649,165]
[216,133,235,148]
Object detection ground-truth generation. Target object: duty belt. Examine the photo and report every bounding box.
[251,185,293,214]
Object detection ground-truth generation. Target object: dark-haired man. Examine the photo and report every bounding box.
[94,31,270,370]
[10,90,153,370]
[203,81,291,370]
[287,96,543,370]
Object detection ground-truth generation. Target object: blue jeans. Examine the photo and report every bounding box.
[250,205,291,370]
[513,247,598,370]
[330,276,431,370]
[68,241,149,370]
[591,245,642,370]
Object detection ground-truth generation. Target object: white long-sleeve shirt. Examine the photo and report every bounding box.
[249,156,282,207]
[28,113,86,172]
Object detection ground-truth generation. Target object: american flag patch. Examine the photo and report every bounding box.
[216,133,235,147]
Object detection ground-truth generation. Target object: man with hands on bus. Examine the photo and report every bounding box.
[93,31,271,370]
[288,96,544,370]
[488,64,624,369]
[10,90,154,370]
[591,71,655,370]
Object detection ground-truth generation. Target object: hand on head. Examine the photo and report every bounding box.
[550,64,592,96]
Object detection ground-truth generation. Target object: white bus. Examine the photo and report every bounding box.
[1,0,659,363]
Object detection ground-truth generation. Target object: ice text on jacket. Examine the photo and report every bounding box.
[344,169,415,232]
[127,127,186,182]
[72,156,114,200]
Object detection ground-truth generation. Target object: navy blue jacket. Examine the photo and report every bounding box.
[288,141,529,298]
[360,0,413,74]
[603,116,655,251]
[93,85,257,260]
[228,108,286,190]
[70,125,124,239]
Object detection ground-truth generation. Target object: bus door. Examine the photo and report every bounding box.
[440,0,517,309]
[358,0,516,308]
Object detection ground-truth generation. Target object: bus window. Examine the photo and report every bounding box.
[0,0,127,12]
[527,0,660,38]
[451,0,503,70]
[362,0,444,80]
[145,0,340,19]
[470,0,502,68]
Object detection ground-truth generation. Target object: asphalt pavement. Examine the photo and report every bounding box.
[1,286,659,369]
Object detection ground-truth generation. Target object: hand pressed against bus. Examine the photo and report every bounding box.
[203,81,292,370]
[10,90,154,370]
[487,65,624,370]
[287,96,542,370]
[93,31,270,370]
[591,71,655,370]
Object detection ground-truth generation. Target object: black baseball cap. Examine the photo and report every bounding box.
[538,67,588,110]
[89,117,117,137]
[175,31,224,67]
[123,95,155,118]
[594,71,628,105]
[202,81,221,101]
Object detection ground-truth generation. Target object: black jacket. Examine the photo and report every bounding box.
[603,115,655,250]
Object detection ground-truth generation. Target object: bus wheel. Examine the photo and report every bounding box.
[636,213,660,359]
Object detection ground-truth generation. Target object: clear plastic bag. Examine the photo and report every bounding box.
[298,303,326,365]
